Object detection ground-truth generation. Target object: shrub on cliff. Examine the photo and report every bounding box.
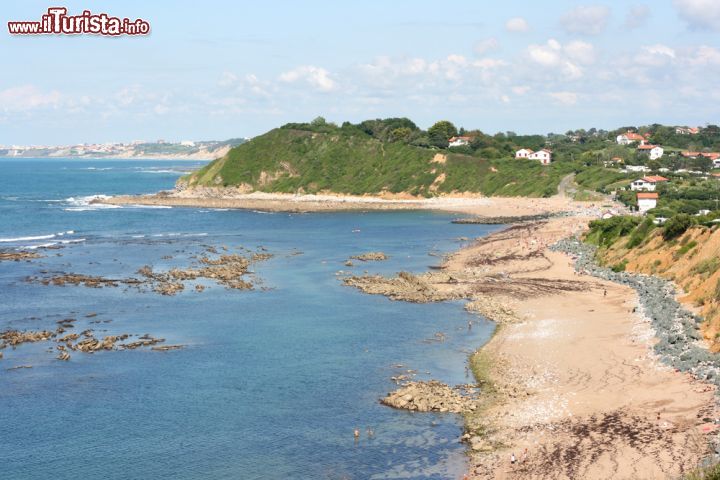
[663,214,693,241]
[586,216,641,247]
[626,217,655,249]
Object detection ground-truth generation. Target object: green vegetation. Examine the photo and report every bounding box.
[626,217,655,248]
[692,258,720,277]
[586,216,642,247]
[181,117,720,202]
[686,461,720,480]
[663,214,694,240]
[183,119,585,197]
[677,240,698,256]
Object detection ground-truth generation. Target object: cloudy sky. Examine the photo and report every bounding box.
[2,0,720,144]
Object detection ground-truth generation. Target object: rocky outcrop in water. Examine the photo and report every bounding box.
[350,252,389,262]
[381,381,479,413]
[343,271,462,303]
[29,249,271,296]
[0,251,42,262]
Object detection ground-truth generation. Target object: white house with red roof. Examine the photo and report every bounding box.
[515,148,533,159]
[528,149,552,165]
[637,192,658,213]
[676,126,700,135]
[448,136,472,147]
[636,144,664,160]
[616,131,647,145]
[630,175,669,191]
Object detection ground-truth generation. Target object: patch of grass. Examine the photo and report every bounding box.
[685,462,720,480]
[611,260,628,272]
[677,240,698,257]
[692,258,720,277]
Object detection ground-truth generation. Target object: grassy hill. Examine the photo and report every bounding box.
[181,123,579,197]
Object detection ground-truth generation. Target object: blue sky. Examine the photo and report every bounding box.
[2,0,720,144]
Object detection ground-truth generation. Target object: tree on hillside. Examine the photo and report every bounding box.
[390,127,412,143]
[428,120,458,148]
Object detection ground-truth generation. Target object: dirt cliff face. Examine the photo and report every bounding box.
[596,225,720,350]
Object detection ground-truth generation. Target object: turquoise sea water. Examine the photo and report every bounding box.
[0,159,499,479]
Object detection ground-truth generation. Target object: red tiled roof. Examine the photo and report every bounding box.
[637,192,659,199]
[642,176,668,182]
[637,144,658,150]
[624,132,645,141]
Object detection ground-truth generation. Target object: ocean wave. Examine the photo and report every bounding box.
[59,238,85,244]
[64,195,122,211]
[138,169,191,174]
[127,204,172,209]
[0,234,56,243]
[23,242,58,250]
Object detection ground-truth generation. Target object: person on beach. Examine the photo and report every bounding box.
[511,453,516,465]
[604,289,607,297]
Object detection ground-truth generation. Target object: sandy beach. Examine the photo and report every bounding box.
[345,212,718,479]
[456,219,717,479]
[96,188,611,217]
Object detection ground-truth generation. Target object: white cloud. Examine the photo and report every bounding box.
[644,44,676,58]
[218,72,238,87]
[564,41,596,64]
[560,5,611,35]
[279,65,336,92]
[687,45,720,66]
[526,39,590,79]
[673,0,720,31]
[548,91,578,105]
[474,38,499,55]
[0,85,62,112]
[505,17,529,32]
[624,5,651,29]
[528,40,562,67]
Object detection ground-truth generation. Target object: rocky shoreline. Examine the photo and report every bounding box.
[552,238,719,385]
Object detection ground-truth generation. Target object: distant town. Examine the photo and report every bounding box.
[0,138,246,159]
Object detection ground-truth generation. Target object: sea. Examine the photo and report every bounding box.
[0,159,500,479]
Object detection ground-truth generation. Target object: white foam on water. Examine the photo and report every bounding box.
[23,242,58,250]
[63,195,122,211]
[0,234,56,243]
[128,204,172,209]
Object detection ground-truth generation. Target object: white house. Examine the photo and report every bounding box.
[624,165,650,173]
[448,136,472,147]
[676,126,700,135]
[714,159,720,169]
[637,192,658,213]
[637,144,664,160]
[630,175,669,191]
[616,131,645,145]
[528,149,552,165]
[515,148,533,159]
